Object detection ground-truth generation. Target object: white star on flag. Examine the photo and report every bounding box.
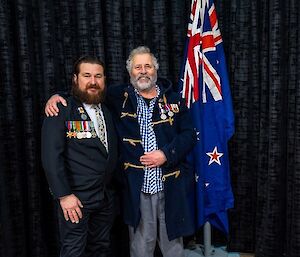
[206,146,224,165]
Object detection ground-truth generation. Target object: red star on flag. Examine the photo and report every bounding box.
[206,146,224,165]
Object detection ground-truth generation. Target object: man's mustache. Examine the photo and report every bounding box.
[86,84,100,90]
[136,75,151,81]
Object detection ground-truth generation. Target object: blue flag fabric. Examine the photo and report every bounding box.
[179,0,234,234]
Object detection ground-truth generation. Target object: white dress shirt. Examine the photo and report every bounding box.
[83,103,108,148]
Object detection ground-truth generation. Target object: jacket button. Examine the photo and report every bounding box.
[171,149,176,154]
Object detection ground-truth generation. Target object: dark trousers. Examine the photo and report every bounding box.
[57,195,114,257]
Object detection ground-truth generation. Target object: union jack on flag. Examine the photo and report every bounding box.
[179,0,235,234]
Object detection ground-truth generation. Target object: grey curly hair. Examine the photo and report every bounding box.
[126,46,159,73]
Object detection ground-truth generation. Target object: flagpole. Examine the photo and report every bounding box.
[204,222,212,257]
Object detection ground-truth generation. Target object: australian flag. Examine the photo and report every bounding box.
[179,0,235,234]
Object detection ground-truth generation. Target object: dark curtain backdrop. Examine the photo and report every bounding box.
[1,1,299,257]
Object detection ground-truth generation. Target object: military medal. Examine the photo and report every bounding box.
[78,107,85,114]
[82,121,91,138]
[66,121,71,138]
[163,104,172,118]
[160,113,167,120]
[168,111,174,117]
[77,132,83,139]
[171,104,179,113]
[89,121,97,138]
[71,121,85,139]
[91,130,97,138]
[77,107,87,120]
[66,121,76,138]
[158,94,180,122]
[159,103,166,120]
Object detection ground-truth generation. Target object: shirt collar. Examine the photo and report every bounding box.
[83,103,102,110]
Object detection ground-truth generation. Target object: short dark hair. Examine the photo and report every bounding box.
[73,55,106,76]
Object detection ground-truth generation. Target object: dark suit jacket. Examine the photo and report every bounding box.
[41,96,118,206]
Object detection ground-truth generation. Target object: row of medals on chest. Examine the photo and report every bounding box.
[158,98,179,120]
[66,107,97,139]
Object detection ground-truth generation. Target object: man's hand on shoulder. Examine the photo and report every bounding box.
[45,94,67,117]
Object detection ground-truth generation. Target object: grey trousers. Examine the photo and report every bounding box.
[128,191,184,257]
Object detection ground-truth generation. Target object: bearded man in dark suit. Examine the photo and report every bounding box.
[41,56,118,257]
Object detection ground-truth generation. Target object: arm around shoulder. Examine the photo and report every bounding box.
[45,92,69,117]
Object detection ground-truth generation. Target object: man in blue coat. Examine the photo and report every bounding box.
[45,46,196,257]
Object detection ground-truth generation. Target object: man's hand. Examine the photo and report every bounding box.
[140,150,167,168]
[45,94,67,117]
[59,194,83,223]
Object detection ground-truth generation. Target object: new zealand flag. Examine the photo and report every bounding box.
[179,0,235,234]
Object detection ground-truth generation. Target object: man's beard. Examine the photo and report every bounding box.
[72,82,106,104]
[130,73,157,92]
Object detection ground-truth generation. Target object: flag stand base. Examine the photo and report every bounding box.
[184,223,240,257]
[184,245,240,257]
